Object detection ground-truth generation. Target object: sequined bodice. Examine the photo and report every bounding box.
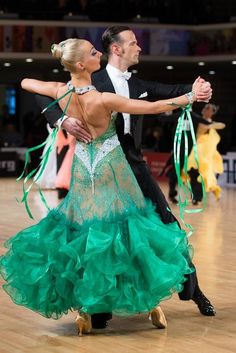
[58,113,146,224]
[75,117,119,192]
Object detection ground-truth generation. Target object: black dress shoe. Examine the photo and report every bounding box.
[192,199,199,205]
[192,289,216,316]
[91,313,112,329]
[91,318,108,329]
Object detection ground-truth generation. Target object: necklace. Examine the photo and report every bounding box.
[67,81,96,94]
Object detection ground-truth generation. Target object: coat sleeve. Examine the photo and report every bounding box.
[138,78,192,99]
[35,94,63,128]
[191,111,212,125]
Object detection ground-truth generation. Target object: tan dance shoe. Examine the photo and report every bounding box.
[75,312,92,336]
[149,306,167,329]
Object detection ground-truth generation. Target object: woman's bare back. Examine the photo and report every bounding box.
[56,85,112,139]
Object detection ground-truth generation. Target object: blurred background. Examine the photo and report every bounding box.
[0,0,236,178]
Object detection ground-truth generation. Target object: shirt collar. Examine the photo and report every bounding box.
[106,63,131,80]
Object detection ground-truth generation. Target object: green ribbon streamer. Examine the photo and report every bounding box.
[173,104,206,236]
[17,87,74,219]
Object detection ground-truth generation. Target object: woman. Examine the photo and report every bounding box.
[186,103,225,204]
[0,38,202,336]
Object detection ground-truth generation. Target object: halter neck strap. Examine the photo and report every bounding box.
[66,81,96,94]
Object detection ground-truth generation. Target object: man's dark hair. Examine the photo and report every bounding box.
[102,26,131,55]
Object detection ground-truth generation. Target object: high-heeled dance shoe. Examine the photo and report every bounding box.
[149,306,167,329]
[75,312,92,336]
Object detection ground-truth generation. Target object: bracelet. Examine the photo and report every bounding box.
[55,115,69,129]
[185,91,195,105]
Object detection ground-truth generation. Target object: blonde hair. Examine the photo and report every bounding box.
[51,38,86,73]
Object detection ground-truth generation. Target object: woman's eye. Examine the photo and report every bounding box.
[91,50,97,56]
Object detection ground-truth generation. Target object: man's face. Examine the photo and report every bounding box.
[117,30,141,67]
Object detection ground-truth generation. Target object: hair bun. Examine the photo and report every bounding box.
[51,43,63,59]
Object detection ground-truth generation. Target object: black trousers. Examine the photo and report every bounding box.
[166,157,203,203]
[188,168,203,202]
[56,144,69,199]
[167,165,178,199]
[130,161,197,300]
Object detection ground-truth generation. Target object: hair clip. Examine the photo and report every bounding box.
[51,44,56,53]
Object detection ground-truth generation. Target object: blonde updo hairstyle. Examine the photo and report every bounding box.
[51,38,86,73]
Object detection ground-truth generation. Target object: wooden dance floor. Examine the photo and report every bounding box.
[0,178,235,353]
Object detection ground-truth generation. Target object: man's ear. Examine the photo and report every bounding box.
[111,43,121,56]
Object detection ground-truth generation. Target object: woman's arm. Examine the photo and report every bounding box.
[199,122,226,131]
[21,79,64,99]
[102,91,196,116]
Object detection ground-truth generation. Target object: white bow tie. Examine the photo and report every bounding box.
[118,71,132,80]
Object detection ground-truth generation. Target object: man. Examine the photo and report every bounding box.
[35,26,215,328]
[160,110,212,204]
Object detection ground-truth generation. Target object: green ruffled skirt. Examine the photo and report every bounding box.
[0,204,193,319]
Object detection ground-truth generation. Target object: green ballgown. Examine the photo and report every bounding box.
[0,115,193,319]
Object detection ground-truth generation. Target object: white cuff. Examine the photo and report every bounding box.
[54,115,69,129]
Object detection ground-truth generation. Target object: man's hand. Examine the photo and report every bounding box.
[192,76,212,102]
[61,117,92,143]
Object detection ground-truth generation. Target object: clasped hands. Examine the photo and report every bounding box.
[192,76,212,103]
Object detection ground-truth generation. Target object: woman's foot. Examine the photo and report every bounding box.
[75,312,92,336]
[150,306,167,329]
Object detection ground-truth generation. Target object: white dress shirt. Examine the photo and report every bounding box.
[106,64,132,135]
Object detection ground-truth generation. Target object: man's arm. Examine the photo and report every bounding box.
[35,94,92,143]
[35,94,61,127]
[141,79,192,99]
[138,76,212,102]
[191,111,212,125]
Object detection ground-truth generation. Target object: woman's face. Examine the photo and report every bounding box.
[81,41,102,73]
[202,104,214,119]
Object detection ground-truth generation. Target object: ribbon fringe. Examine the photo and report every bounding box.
[17,88,74,219]
[173,104,206,236]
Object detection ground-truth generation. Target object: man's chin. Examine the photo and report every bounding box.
[131,59,139,66]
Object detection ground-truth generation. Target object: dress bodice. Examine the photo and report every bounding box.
[74,112,119,194]
[75,113,121,192]
[58,111,146,223]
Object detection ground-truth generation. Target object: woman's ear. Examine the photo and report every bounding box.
[75,61,85,71]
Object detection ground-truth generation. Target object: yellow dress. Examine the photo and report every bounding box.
[187,124,224,200]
